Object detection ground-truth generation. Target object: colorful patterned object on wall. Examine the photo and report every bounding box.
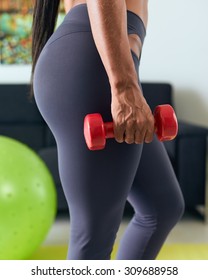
[0,13,32,64]
[0,0,65,64]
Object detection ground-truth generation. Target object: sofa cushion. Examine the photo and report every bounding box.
[142,83,173,111]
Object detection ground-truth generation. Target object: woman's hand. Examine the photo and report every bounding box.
[111,81,155,144]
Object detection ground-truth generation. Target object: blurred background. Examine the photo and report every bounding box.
[141,0,208,128]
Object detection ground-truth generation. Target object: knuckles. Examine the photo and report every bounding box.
[125,138,134,144]
[113,111,155,145]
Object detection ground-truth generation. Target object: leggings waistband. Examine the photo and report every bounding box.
[64,3,146,44]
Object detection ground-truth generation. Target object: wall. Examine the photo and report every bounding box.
[0,66,31,83]
[0,0,208,127]
[140,0,208,127]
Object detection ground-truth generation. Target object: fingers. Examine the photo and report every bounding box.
[144,113,155,143]
[113,121,125,143]
[124,120,136,144]
[111,90,155,144]
[112,110,125,143]
[114,112,155,144]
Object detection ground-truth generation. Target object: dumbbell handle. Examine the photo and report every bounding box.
[103,122,114,139]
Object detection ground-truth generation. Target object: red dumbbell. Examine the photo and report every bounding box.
[84,104,178,151]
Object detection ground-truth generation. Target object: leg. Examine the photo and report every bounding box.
[116,136,185,260]
[57,137,143,259]
[33,15,144,259]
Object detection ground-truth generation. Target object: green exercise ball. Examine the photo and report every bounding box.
[0,136,57,260]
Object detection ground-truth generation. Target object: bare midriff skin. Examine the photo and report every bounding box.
[64,0,148,62]
[63,0,154,144]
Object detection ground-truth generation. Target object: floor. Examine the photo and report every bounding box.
[43,208,208,246]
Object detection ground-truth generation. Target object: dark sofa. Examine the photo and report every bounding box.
[0,83,207,220]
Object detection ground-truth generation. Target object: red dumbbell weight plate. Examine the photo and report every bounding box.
[84,113,106,150]
[154,105,178,141]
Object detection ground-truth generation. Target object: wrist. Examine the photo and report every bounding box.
[109,68,138,93]
[110,72,139,95]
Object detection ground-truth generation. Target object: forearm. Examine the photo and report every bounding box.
[86,0,138,91]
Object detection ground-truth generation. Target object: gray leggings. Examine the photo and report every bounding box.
[33,4,184,260]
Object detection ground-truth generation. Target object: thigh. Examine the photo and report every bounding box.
[128,136,184,216]
[57,139,143,222]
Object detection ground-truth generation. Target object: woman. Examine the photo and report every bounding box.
[31,0,184,260]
